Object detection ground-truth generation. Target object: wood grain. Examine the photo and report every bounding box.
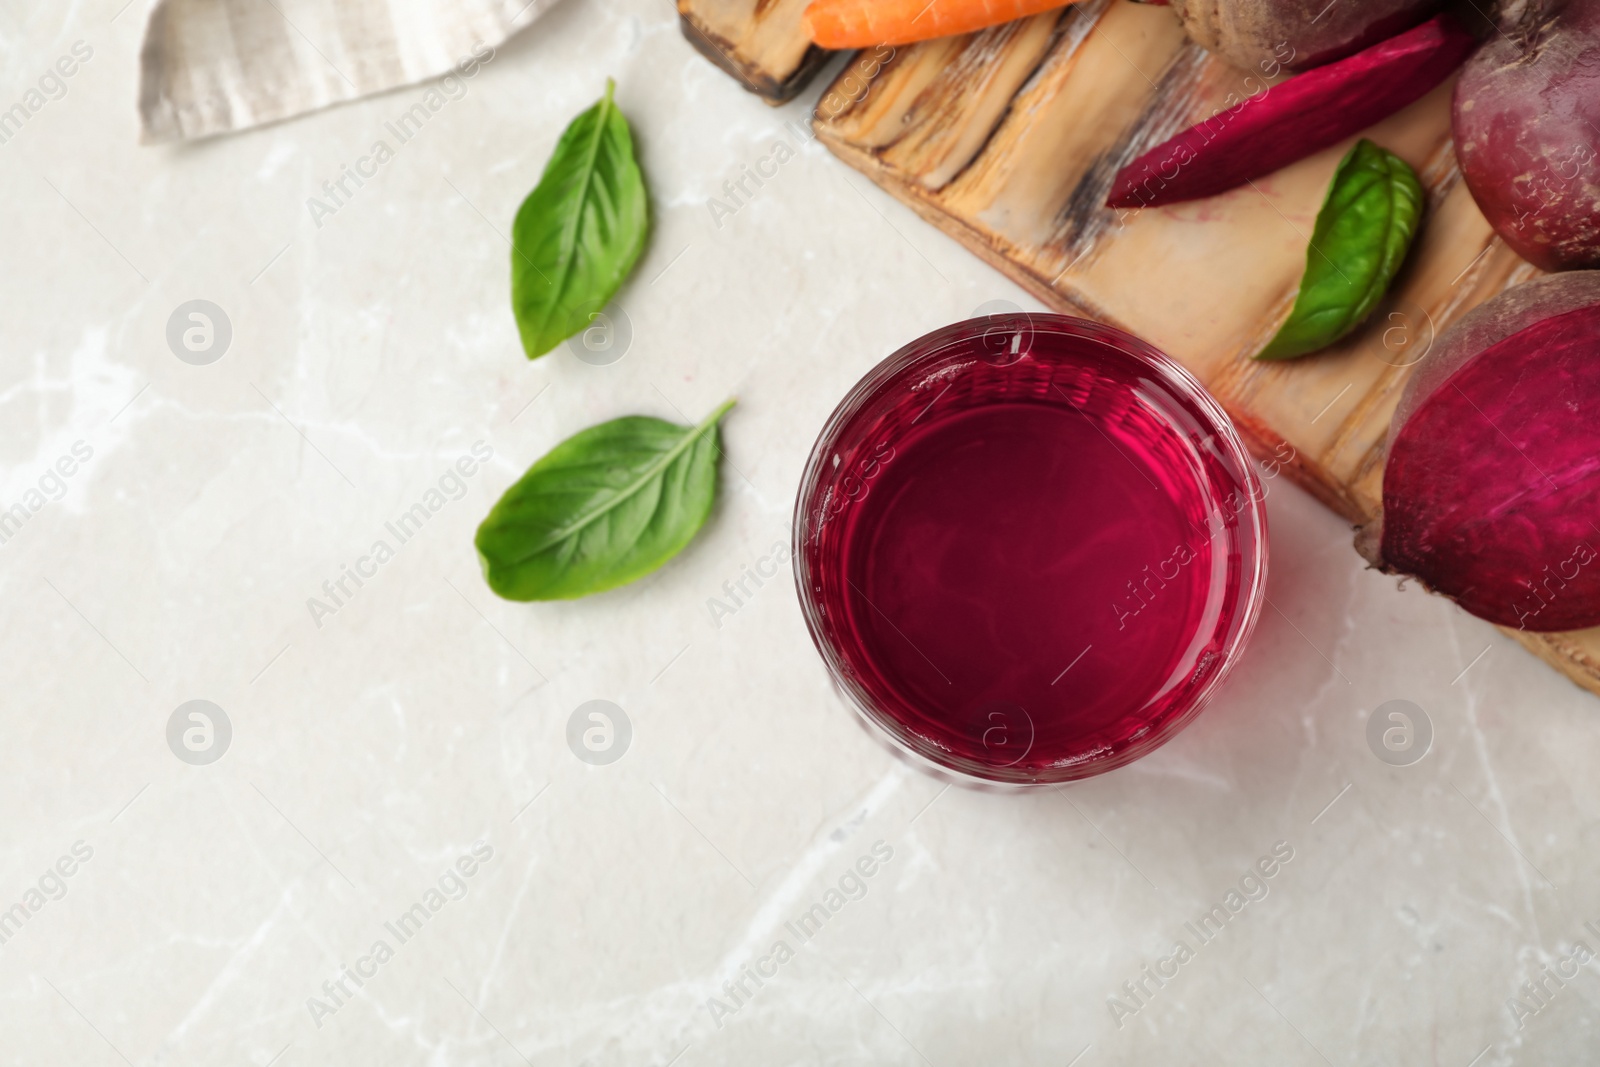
[678,0,830,102]
[809,0,1600,696]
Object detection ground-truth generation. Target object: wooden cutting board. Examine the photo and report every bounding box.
[677,0,829,101]
[684,0,1600,696]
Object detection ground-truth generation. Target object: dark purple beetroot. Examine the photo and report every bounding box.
[1363,272,1600,631]
[1169,0,1444,73]
[1453,0,1600,272]
[1107,14,1475,210]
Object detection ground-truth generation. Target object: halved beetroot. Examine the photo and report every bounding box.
[1107,13,1476,210]
[1363,272,1600,631]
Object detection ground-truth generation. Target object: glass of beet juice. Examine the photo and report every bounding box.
[793,314,1267,785]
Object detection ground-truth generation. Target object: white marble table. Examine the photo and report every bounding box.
[2,1,1598,1063]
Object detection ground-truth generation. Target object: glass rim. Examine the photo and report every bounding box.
[790,312,1269,788]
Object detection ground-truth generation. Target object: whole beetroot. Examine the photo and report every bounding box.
[1362,272,1600,631]
[1453,0,1600,271]
[1168,0,1443,73]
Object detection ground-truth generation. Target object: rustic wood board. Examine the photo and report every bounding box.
[800,0,1600,696]
[678,0,830,102]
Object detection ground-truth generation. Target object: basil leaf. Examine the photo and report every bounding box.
[1257,139,1424,361]
[511,78,649,361]
[475,399,735,600]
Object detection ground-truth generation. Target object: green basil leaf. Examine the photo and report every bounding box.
[1257,139,1424,361]
[475,399,735,600]
[511,78,649,361]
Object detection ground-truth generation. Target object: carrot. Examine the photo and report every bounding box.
[803,0,1076,49]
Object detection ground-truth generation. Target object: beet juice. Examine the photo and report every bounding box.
[794,315,1266,784]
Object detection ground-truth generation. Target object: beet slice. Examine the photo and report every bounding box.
[1373,273,1600,631]
[1106,13,1475,210]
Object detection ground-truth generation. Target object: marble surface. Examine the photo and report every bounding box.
[3,1,1599,1064]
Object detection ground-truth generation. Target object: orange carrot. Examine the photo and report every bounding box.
[804,0,1075,49]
